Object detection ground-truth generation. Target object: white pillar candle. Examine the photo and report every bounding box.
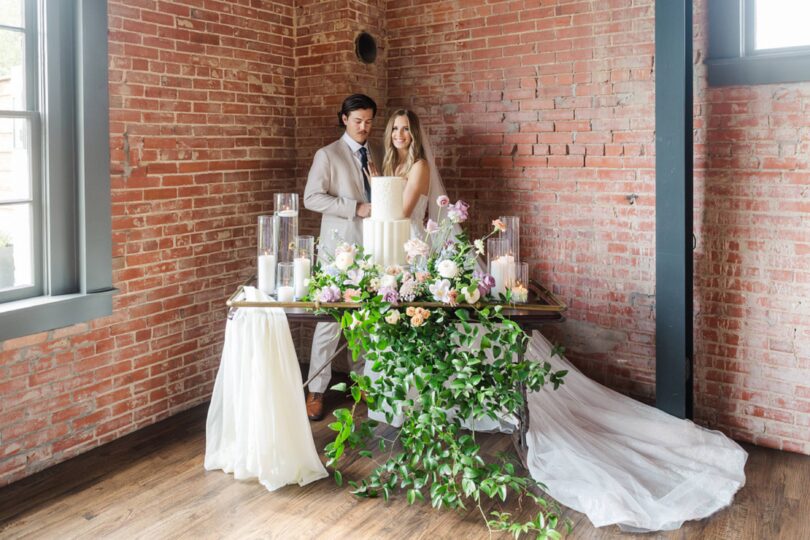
[490,255,515,298]
[276,285,294,302]
[293,256,311,299]
[257,254,276,294]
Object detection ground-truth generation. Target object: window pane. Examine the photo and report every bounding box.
[0,117,31,200]
[0,203,33,290]
[0,0,23,28]
[0,29,25,110]
[755,0,810,50]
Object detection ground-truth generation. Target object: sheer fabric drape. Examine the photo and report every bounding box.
[205,287,327,490]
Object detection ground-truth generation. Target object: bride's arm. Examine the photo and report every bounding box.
[402,160,430,218]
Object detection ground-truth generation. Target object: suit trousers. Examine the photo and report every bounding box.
[307,321,364,393]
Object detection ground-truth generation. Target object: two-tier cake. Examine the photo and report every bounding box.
[362,176,410,267]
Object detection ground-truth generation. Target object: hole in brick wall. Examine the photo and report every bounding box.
[355,32,377,64]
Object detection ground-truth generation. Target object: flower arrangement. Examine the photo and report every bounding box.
[308,197,515,311]
[305,197,569,537]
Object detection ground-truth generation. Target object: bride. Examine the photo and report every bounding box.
[370,109,748,533]
[368,109,431,238]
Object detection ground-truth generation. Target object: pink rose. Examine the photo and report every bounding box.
[343,288,362,302]
[436,195,450,207]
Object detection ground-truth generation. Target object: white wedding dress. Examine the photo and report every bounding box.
[524,332,746,532]
[205,287,328,490]
[409,193,429,238]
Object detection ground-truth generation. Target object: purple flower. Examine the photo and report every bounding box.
[474,270,495,296]
[447,200,469,223]
[378,286,399,305]
[317,284,341,303]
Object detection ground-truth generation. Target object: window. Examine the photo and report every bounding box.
[0,0,113,341]
[751,0,810,52]
[0,0,38,302]
[707,0,810,86]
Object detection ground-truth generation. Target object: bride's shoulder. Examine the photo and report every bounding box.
[410,159,429,175]
[407,159,430,193]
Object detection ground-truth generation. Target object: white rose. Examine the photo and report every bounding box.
[380,274,398,289]
[385,310,401,324]
[334,251,355,271]
[437,259,459,279]
[463,287,480,304]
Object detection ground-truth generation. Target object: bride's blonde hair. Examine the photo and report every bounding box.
[382,110,425,177]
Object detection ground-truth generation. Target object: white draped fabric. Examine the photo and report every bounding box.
[204,287,328,490]
[524,331,747,532]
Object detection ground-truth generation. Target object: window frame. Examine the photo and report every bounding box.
[0,0,42,304]
[707,0,810,86]
[0,0,114,341]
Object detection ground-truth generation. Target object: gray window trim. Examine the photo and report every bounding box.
[707,0,810,86]
[0,0,114,342]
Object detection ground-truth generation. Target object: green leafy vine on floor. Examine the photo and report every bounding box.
[319,300,569,539]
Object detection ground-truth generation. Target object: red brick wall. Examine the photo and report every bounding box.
[386,0,658,397]
[0,0,297,485]
[693,1,810,453]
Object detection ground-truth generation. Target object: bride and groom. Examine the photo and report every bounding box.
[302,94,437,421]
[301,94,747,532]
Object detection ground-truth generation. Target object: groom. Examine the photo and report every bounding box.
[302,94,377,420]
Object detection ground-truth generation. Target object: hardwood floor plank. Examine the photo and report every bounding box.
[2,395,809,539]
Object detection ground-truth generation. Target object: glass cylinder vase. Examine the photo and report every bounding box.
[276,262,295,302]
[487,238,515,300]
[498,215,520,263]
[293,235,314,300]
[274,193,299,264]
[257,215,276,295]
[510,262,529,303]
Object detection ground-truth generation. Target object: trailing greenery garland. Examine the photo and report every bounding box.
[306,201,570,537]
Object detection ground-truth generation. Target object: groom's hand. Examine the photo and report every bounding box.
[356,203,371,218]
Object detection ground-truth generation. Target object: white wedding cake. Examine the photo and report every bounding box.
[362,176,410,267]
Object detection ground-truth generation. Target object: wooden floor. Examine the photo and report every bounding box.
[2,389,809,539]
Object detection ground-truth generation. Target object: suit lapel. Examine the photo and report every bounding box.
[336,139,366,202]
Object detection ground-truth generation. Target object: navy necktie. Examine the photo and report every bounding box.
[359,146,371,202]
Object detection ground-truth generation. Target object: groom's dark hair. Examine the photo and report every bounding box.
[338,94,377,126]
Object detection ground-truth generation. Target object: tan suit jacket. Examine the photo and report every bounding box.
[304,138,378,264]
